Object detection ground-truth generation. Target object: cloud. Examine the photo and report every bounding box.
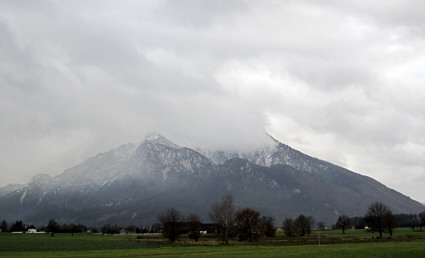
[0,0,424,202]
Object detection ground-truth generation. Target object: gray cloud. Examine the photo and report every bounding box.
[1,0,424,202]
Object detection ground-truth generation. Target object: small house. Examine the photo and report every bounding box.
[27,225,38,233]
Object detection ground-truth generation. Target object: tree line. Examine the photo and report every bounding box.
[349,213,425,231]
[336,202,397,238]
[158,195,425,243]
[0,219,158,236]
[158,193,278,244]
[1,195,425,243]
[335,202,425,238]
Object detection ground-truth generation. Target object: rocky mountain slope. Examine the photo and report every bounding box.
[0,133,423,226]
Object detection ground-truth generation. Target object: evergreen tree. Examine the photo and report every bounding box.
[1,220,7,232]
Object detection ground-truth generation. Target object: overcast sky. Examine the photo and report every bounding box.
[1,0,424,202]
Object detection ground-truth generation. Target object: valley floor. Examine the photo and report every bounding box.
[0,229,424,257]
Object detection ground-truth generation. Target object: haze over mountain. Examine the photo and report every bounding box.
[0,133,423,226]
[1,1,424,205]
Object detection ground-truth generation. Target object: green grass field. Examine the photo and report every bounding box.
[1,229,424,257]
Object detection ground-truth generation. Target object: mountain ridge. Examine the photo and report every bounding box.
[0,133,423,226]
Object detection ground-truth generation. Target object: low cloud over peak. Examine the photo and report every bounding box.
[1,0,424,202]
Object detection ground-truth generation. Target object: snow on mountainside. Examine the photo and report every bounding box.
[54,142,139,189]
[0,133,423,226]
[0,184,25,198]
[144,133,180,149]
[201,135,339,178]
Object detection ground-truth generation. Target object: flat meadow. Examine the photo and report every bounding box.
[0,228,424,257]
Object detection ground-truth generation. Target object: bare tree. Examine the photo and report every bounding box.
[419,212,425,229]
[235,208,263,241]
[307,216,315,230]
[158,208,183,242]
[101,224,122,235]
[336,215,351,234]
[187,214,202,242]
[101,224,111,235]
[261,216,276,237]
[410,214,422,231]
[46,219,59,236]
[209,193,235,245]
[282,217,296,237]
[364,201,390,238]
[383,210,397,236]
[295,214,311,236]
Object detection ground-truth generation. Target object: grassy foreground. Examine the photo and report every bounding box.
[0,230,424,257]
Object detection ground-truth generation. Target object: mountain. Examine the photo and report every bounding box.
[0,133,423,226]
[0,184,25,198]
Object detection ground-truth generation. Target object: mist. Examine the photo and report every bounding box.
[1,1,424,202]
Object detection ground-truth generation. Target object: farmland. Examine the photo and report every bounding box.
[0,229,424,257]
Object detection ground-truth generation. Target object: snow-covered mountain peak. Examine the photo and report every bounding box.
[199,140,280,166]
[144,133,180,149]
[1,132,425,226]
[111,142,138,160]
